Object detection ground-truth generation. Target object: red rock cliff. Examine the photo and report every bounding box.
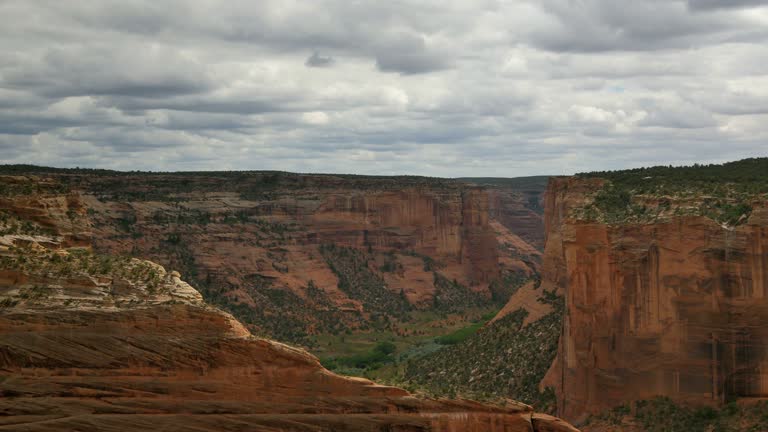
[542,177,768,421]
[0,234,575,432]
[2,172,537,340]
[307,186,498,284]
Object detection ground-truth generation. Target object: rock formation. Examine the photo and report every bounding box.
[541,175,768,421]
[0,168,542,342]
[0,169,576,430]
[460,176,548,251]
[0,233,575,431]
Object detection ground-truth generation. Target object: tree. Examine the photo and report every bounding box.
[374,341,396,356]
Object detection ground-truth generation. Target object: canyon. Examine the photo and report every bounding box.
[3,159,767,432]
[0,171,572,431]
[0,169,545,344]
[0,247,573,432]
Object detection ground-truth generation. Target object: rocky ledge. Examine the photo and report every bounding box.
[0,234,576,432]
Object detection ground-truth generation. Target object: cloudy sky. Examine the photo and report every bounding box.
[1,0,767,176]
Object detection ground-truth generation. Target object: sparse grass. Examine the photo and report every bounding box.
[0,177,71,197]
[0,211,58,236]
[0,246,163,288]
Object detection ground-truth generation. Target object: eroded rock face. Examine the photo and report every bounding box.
[542,177,768,421]
[0,170,575,431]
[1,171,540,340]
[1,303,531,431]
[0,237,575,432]
[488,188,546,251]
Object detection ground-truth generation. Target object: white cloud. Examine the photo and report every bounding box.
[302,111,330,125]
[0,0,766,176]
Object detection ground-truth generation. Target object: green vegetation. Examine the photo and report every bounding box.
[582,158,768,194]
[488,270,530,303]
[0,177,70,197]
[0,211,55,236]
[314,306,500,378]
[401,250,443,271]
[321,341,398,370]
[458,176,550,192]
[0,164,465,203]
[116,214,139,238]
[378,251,401,273]
[150,235,352,344]
[578,158,768,226]
[0,246,164,292]
[432,273,492,313]
[588,397,768,432]
[433,311,496,345]
[0,297,19,308]
[320,243,411,323]
[213,290,313,343]
[397,287,563,411]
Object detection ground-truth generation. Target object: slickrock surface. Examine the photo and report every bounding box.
[541,176,768,421]
[0,234,575,432]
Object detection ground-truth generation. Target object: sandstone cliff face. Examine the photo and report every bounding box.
[542,177,768,421]
[0,233,575,432]
[307,186,499,285]
[0,176,91,247]
[488,188,546,251]
[2,170,538,342]
[459,177,548,251]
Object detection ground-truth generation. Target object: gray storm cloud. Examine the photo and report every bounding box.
[688,0,768,11]
[0,0,766,175]
[305,52,336,68]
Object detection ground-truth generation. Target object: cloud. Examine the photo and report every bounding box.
[687,0,768,11]
[637,100,718,129]
[305,52,336,67]
[0,0,766,175]
[375,51,452,75]
[523,0,767,52]
[3,45,213,99]
[373,32,453,74]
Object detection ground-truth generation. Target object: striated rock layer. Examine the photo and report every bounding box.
[0,169,541,341]
[541,177,768,421]
[0,236,575,431]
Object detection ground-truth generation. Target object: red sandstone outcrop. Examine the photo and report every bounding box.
[2,171,540,338]
[491,280,552,326]
[541,177,768,421]
[0,235,575,432]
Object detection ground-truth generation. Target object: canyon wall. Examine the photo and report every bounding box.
[307,186,500,284]
[1,170,541,342]
[0,227,575,431]
[460,176,548,251]
[542,177,768,421]
[488,188,546,251]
